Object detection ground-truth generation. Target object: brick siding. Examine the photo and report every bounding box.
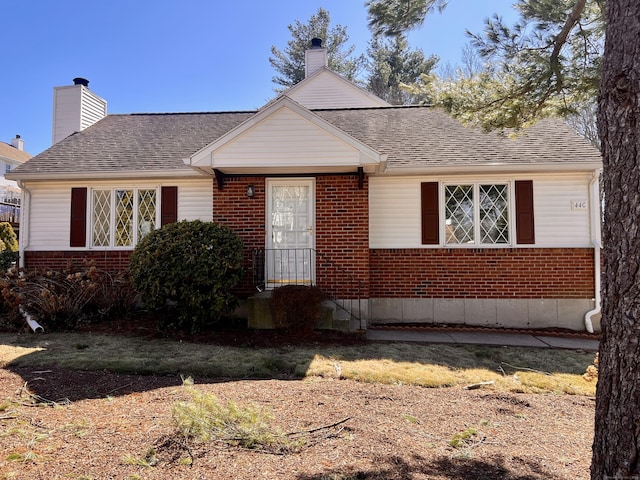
[212,176,266,295]
[25,250,132,272]
[315,175,369,298]
[370,248,596,299]
[212,175,370,297]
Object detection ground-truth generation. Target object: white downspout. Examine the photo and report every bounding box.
[16,180,30,268]
[584,170,601,333]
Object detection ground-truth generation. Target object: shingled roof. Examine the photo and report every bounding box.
[0,141,31,164]
[315,106,602,168]
[10,105,601,179]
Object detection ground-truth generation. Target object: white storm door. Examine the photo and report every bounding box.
[266,179,315,287]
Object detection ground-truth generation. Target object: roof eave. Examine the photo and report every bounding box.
[380,162,602,176]
[7,169,209,182]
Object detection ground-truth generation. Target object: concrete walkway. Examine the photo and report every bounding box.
[366,328,599,351]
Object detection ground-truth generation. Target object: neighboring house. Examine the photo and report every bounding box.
[0,135,31,234]
[8,40,602,332]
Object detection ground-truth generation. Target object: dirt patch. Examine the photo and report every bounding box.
[0,363,594,479]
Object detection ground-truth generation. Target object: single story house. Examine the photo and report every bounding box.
[8,40,602,332]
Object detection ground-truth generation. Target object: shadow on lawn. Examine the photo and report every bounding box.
[0,314,595,404]
[297,454,558,480]
[5,364,188,403]
[1,318,350,403]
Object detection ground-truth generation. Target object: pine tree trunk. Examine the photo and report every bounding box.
[592,0,640,477]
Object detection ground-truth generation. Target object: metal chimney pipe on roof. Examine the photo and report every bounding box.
[73,77,89,87]
[311,38,323,49]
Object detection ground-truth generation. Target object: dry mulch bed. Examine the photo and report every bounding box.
[0,319,595,479]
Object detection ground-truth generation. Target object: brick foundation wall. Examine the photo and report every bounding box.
[24,250,132,272]
[370,248,596,299]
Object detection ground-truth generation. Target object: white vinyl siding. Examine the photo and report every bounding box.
[52,84,107,144]
[369,174,594,249]
[80,88,107,130]
[288,71,388,109]
[25,178,213,250]
[215,108,360,167]
[533,178,591,246]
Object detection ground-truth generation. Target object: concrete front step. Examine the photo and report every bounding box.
[247,291,352,332]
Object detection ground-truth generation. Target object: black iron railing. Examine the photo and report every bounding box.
[252,248,364,328]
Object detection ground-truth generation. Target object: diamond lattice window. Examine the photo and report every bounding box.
[445,185,474,244]
[480,184,509,244]
[92,190,111,247]
[137,190,156,239]
[91,188,158,248]
[445,183,510,246]
[115,190,134,247]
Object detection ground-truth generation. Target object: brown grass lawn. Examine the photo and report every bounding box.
[0,329,597,479]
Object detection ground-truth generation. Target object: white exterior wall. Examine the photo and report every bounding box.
[52,87,82,144]
[80,88,107,130]
[24,178,213,251]
[288,71,388,109]
[369,173,594,249]
[215,109,360,167]
[52,85,107,144]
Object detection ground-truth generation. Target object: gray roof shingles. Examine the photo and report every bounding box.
[12,106,601,178]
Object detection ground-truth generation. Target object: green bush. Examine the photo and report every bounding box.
[0,222,18,271]
[129,220,243,333]
[0,222,18,252]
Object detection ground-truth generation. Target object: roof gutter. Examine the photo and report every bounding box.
[381,162,602,176]
[6,169,207,182]
[16,180,30,268]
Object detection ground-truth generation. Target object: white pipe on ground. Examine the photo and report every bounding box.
[20,306,43,333]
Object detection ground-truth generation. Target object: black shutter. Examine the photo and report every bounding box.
[515,180,535,244]
[421,182,440,245]
[70,187,87,247]
[161,186,178,226]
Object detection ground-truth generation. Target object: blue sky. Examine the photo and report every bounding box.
[2,0,517,156]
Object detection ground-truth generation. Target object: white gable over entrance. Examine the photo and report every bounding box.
[286,67,390,109]
[186,96,382,174]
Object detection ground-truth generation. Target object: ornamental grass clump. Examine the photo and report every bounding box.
[172,383,293,452]
[129,220,243,333]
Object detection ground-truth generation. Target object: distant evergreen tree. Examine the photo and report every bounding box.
[269,8,365,91]
[366,34,438,104]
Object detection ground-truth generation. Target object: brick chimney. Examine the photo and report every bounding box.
[10,135,24,151]
[305,38,328,78]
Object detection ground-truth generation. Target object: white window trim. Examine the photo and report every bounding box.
[440,181,513,248]
[89,186,159,249]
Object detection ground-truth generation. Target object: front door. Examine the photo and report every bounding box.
[266,178,315,287]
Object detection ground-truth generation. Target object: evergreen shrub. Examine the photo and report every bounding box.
[129,220,243,333]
